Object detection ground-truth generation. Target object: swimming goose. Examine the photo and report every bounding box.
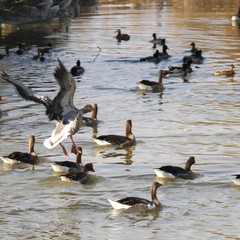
[231,6,240,21]
[115,29,130,42]
[214,64,235,77]
[138,69,164,91]
[60,162,95,184]
[151,33,165,45]
[154,156,196,179]
[232,174,240,185]
[2,59,93,156]
[94,119,136,148]
[51,146,83,172]
[108,181,162,210]
[0,135,38,165]
[183,49,203,64]
[70,60,85,76]
[82,103,99,127]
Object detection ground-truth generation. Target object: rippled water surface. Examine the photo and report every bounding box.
[0,0,240,239]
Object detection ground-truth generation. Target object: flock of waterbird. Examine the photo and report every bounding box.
[0,26,239,210]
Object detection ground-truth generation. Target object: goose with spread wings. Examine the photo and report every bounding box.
[1,59,92,156]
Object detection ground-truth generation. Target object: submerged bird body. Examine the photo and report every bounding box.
[232,174,240,185]
[2,59,90,156]
[108,181,162,210]
[1,135,38,165]
[154,156,196,179]
[214,64,235,77]
[138,69,164,91]
[94,119,135,148]
[115,29,130,41]
[70,60,85,76]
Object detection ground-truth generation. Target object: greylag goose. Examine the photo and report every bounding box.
[115,29,130,42]
[1,135,38,165]
[70,60,85,76]
[154,156,196,179]
[138,69,164,91]
[51,146,83,172]
[82,103,99,127]
[2,59,93,156]
[60,163,95,184]
[108,181,162,210]
[232,174,240,185]
[214,64,235,77]
[94,119,136,148]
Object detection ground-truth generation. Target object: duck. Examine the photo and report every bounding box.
[94,119,136,148]
[183,49,203,64]
[138,69,164,91]
[168,59,193,74]
[82,103,99,127]
[70,60,85,76]
[107,181,162,210]
[2,59,93,156]
[151,33,165,45]
[0,135,38,165]
[153,156,196,179]
[115,29,130,42]
[50,146,83,172]
[232,174,240,185]
[140,45,169,63]
[214,64,235,77]
[189,42,198,54]
[15,43,24,55]
[33,49,41,60]
[60,162,95,184]
[163,63,188,78]
[231,6,240,21]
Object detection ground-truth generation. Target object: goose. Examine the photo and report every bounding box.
[115,29,130,42]
[138,69,164,91]
[2,59,93,156]
[60,163,95,184]
[70,60,85,76]
[183,49,203,64]
[94,119,136,148]
[232,174,240,185]
[0,135,38,165]
[168,59,193,74]
[231,6,240,21]
[151,33,165,45]
[153,156,196,179]
[82,103,99,127]
[107,181,162,210]
[214,64,235,77]
[50,146,83,172]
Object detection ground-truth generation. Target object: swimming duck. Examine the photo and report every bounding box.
[108,181,162,210]
[189,42,199,54]
[70,60,85,76]
[94,119,136,148]
[51,146,83,172]
[163,63,188,78]
[153,156,196,179]
[151,33,165,45]
[2,59,93,156]
[60,162,95,184]
[214,64,235,77]
[15,43,24,55]
[138,69,164,91]
[0,135,38,165]
[168,59,193,74]
[115,29,130,42]
[140,45,169,63]
[82,103,99,127]
[231,6,240,21]
[232,174,240,185]
[183,49,203,64]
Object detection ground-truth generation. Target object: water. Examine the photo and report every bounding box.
[0,0,240,239]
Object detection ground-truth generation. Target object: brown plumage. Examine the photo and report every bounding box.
[115,29,130,42]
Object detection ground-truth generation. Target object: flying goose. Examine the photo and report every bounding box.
[108,181,162,210]
[154,156,196,179]
[94,119,136,148]
[2,59,93,156]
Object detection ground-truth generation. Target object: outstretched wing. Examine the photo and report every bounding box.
[47,59,76,120]
[1,71,53,110]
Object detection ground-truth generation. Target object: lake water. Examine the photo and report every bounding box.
[0,0,240,239]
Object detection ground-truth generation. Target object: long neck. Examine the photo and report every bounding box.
[126,121,135,140]
[158,70,163,84]
[76,152,82,165]
[185,157,194,171]
[28,136,35,155]
[151,184,161,206]
[92,104,98,119]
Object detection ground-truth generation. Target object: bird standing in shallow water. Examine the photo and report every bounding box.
[2,59,93,156]
[108,181,162,210]
[1,135,38,165]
